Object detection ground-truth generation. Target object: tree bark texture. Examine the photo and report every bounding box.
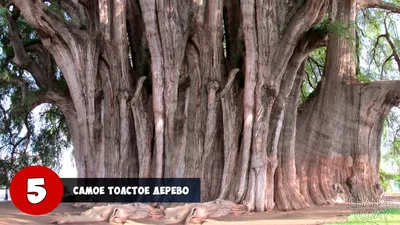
[295,0,400,206]
[10,0,400,212]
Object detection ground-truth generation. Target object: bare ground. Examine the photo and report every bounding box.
[0,194,399,225]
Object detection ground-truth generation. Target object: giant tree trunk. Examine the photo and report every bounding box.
[295,0,400,205]
[12,0,140,179]
[11,0,400,213]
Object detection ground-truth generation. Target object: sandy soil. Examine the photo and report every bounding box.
[0,194,399,225]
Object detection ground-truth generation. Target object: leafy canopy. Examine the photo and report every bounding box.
[0,3,70,186]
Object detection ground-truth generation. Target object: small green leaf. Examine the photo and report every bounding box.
[0,7,11,18]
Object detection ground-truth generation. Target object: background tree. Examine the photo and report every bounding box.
[0,3,70,186]
[381,112,400,174]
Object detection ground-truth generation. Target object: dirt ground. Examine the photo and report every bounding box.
[0,194,399,225]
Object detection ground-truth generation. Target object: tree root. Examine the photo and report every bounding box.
[51,200,248,224]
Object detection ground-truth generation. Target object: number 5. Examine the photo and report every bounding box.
[27,178,47,204]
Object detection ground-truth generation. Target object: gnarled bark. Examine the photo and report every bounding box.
[295,0,400,206]
[274,62,309,211]
[8,0,400,215]
[219,69,243,200]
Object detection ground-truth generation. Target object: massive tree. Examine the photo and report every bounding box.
[1,0,400,212]
[296,0,399,208]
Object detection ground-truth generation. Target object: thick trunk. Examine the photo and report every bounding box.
[13,0,329,211]
[239,0,328,211]
[11,0,400,214]
[274,62,309,211]
[296,80,400,205]
[350,81,400,199]
[268,32,327,211]
[138,0,226,200]
[219,69,243,200]
[295,0,360,206]
[131,77,153,178]
[11,0,140,178]
[295,0,400,205]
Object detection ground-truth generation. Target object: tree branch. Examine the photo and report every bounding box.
[31,90,75,114]
[369,14,400,77]
[362,80,400,107]
[221,68,240,98]
[300,80,307,101]
[13,114,32,153]
[0,76,27,107]
[271,0,328,81]
[12,0,83,45]
[369,34,386,67]
[49,0,85,28]
[305,71,316,89]
[0,74,74,119]
[358,0,400,13]
[277,29,328,98]
[380,53,393,79]
[308,56,324,76]
[0,104,12,137]
[5,14,56,89]
[382,16,400,71]
[0,103,30,169]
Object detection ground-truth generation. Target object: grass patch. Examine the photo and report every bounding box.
[327,208,400,225]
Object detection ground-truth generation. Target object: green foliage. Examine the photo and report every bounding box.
[17,17,39,42]
[380,170,400,191]
[0,102,69,186]
[309,16,330,36]
[299,47,325,104]
[308,9,400,84]
[394,138,400,151]
[381,108,400,175]
[328,208,400,225]
[43,1,72,22]
[0,7,11,18]
[40,105,70,142]
[357,9,399,81]
[310,17,357,42]
[382,118,389,143]
[0,7,70,186]
[383,140,400,172]
[30,127,67,171]
[356,71,372,83]
[329,20,357,40]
